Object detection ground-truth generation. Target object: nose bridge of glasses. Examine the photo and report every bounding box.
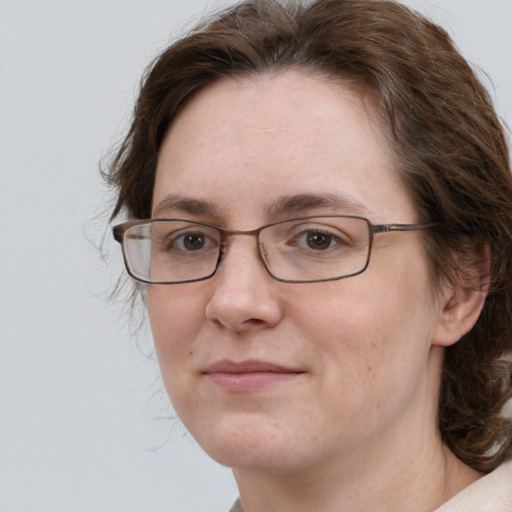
[214,226,276,281]
[217,225,265,259]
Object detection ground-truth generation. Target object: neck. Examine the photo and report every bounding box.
[234,430,481,512]
[233,347,482,512]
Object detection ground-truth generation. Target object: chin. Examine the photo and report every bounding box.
[184,412,329,474]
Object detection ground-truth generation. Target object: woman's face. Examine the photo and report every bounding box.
[148,71,447,474]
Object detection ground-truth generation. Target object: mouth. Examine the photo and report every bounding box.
[203,359,304,393]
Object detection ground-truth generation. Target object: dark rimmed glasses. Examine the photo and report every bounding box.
[113,215,438,284]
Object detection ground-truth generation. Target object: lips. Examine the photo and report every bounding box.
[203,359,303,392]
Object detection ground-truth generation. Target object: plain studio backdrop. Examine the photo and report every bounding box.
[0,1,511,511]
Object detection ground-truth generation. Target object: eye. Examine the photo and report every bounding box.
[179,232,206,251]
[303,231,338,250]
[280,222,348,252]
[297,230,342,251]
[172,231,214,252]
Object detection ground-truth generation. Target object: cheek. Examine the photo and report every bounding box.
[292,263,436,401]
[297,288,394,396]
[147,285,207,398]
[148,283,205,343]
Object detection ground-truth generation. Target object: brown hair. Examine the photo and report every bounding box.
[103,0,512,471]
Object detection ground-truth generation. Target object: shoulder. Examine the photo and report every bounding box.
[229,498,244,512]
[435,459,512,512]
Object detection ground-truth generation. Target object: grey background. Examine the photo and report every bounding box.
[1,1,511,511]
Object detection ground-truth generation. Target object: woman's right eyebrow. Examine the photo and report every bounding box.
[152,194,220,217]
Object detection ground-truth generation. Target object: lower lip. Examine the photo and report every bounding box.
[206,371,300,392]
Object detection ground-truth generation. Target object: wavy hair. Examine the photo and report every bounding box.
[103,0,512,471]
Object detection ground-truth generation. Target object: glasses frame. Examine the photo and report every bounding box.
[113,215,438,284]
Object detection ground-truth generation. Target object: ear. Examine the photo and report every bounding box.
[432,244,489,347]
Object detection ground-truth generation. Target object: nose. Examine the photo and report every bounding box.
[205,236,284,332]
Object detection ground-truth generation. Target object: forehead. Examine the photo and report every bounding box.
[153,70,415,224]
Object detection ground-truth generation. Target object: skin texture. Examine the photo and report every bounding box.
[148,71,486,512]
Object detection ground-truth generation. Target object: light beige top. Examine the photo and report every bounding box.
[434,459,512,512]
[229,459,512,512]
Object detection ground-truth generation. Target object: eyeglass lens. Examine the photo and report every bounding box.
[121,217,371,284]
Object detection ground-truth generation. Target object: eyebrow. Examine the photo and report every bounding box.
[152,191,372,219]
[153,194,220,218]
[266,192,371,217]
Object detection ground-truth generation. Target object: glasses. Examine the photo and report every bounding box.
[113,216,437,284]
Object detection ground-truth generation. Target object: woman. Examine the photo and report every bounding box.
[106,0,512,510]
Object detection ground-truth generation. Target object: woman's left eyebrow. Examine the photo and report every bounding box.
[266,192,372,217]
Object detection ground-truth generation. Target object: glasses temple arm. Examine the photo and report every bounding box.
[373,222,439,234]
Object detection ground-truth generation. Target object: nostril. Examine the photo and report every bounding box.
[204,270,283,331]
